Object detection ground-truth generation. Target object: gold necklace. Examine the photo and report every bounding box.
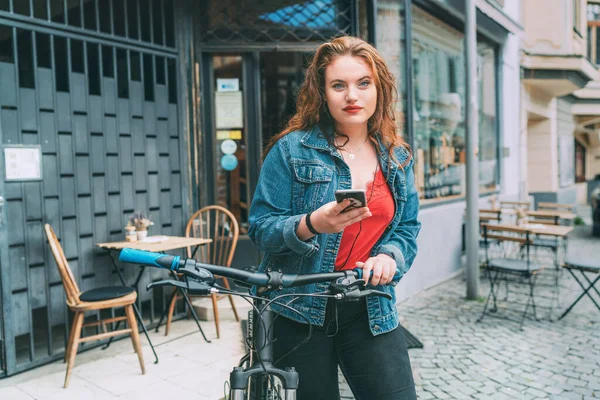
[336,137,369,160]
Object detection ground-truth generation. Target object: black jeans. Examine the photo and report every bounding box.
[273,298,417,400]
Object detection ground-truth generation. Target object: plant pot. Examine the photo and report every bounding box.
[136,230,148,240]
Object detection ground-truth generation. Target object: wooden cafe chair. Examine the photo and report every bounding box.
[44,224,145,388]
[165,205,240,338]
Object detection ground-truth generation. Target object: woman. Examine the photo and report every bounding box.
[248,36,421,400]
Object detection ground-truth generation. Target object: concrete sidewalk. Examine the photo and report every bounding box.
[1,227,598,399]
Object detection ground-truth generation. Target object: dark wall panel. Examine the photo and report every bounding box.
[24,182,42,220]
[71,74,86,113]
[39,111,56,153]
[42,155,59,196]
[30,266,47,309]
[26,221,45,265]
[89,96,103,132]
[59,177,75,218]
[0,11,184,374]
[20,89,38,131]
[7,200,25,246]
[12,292,30,337]
[92,177,107,214]
[1,108,19,144]
[78,197,93,236]
[0,62,17,106]
[73,114,88,153]
[104,115,118,154]
[56,93,71,132]
[58,134,73,174]
[38,68,54,110]
[10,246,27,291]
[75,156,91,195]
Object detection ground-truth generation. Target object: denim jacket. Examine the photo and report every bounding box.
[248,125,421,336]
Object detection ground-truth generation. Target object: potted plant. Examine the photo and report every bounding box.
[129,211,154,240]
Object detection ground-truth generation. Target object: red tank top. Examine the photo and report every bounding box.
[334,167,395,270]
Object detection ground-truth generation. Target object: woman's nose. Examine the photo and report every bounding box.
[346,88,358,102]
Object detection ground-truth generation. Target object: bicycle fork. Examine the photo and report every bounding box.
[229,302,299,400]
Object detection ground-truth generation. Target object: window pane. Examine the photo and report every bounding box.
[36,32,52,68]
[0,25,14,63]
[377,0,407,140]
[127,0,139,39]
[83,0,97,30]
[116,48,129,97]
[412,9,466,200]
[411,8,499,201]
[50,0,65,23]
[54,36,69,91]
[478,45,498,192]
[67,0,82,27]
[87,42,101,95]
[113,0,126,36]
[33,0,49,20]
[14,0,31,16]
[70,39,84,73]
[17,29,35,88]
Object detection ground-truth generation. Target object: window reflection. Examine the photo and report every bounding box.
[411,8,498,200]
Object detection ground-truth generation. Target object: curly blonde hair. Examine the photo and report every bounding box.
[263,36,410,165]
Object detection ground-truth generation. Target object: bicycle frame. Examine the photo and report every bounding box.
[229,296,298,400]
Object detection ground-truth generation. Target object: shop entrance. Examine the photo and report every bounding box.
[201,51,311,267]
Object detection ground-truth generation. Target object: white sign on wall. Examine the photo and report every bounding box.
[4,145,42,181]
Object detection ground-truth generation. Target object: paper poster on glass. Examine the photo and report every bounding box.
[4,145,42,181]
[215,91,244,129]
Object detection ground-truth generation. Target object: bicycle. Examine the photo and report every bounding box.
[119,248,400,400]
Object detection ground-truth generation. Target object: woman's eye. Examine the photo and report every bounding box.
[333,83,345,90]
[359,81,370,88]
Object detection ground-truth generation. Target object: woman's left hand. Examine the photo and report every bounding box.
[355,254,396,286]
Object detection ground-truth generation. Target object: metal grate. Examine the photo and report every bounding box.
[0,0,176,48]
[199,0,354,44]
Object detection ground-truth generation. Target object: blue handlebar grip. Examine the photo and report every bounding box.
[354,268,401,282]
[119,248,180,271]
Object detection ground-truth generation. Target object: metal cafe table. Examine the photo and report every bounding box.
[558,258,600,320]
[96,236,212,363]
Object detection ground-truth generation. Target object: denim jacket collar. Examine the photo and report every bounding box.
[300,125,409,166]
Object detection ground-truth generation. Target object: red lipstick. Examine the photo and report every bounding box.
[343,105,363,114]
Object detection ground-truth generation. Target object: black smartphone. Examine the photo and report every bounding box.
[335,189,367,213]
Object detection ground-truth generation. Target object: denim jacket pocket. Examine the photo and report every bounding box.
[291,159,333,212]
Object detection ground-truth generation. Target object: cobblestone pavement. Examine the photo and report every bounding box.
[340,226,600,399]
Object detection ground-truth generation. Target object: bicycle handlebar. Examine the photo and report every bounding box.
[119,248,400,289]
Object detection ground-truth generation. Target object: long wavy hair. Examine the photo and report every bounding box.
[263,36,410,166]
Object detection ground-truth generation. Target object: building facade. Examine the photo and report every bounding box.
[521,0,600,207]
[0,0,522,377]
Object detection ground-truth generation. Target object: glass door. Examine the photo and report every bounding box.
[203,51,310,267]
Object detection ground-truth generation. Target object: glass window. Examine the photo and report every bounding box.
[377,0,407,139]
[587,3,600,63]
[575,140,586,183]
[411,7,498,201]
[478,44,498,193]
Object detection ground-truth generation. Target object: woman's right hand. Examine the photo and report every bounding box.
[310,199,372,234]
